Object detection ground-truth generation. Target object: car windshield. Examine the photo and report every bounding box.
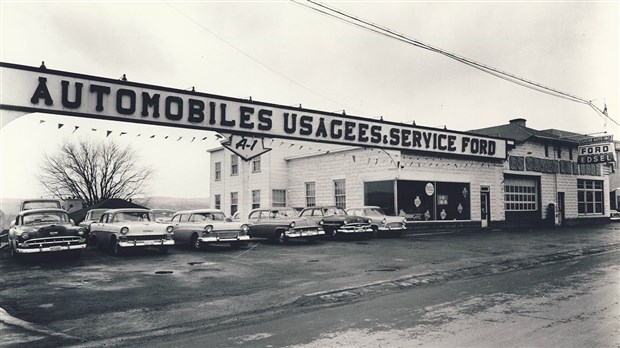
[270,209,297,218]
[23,201,61,210]
[192,212,226,221]
[23,211,69,225]
[363,208,385,216]
[323,207,347,216]
[89,210,106,220]
[113,211,154,222]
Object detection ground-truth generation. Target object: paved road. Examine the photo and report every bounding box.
[143,251,619,348]
[1,224,619,347]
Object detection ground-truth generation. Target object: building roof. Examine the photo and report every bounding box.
[469,118,580,145]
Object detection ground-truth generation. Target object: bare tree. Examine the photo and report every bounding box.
[38,139,154,206]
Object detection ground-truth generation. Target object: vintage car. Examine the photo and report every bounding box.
[171,209,250,249]
[20,198,62,211]
[8,208,86,258]
[79,208,108,238]
[90,208,174,255]
[346,206,407,236]
[247,207,324,244]
[299,206,373,238]
[151,209,176,223]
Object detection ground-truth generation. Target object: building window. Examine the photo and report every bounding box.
[578,179,604,215]
[231,192,238,215]
[214,194,221,210]
[334,179,346,208]
[544,144,549,157]
[252,190,260,209]
[272,189,286,207]
[231,155,239,176]
[252,156,261,173]
[569,148,573,160]
[214,162,221,181]
[305,182,316,207]
[504,184,537,211]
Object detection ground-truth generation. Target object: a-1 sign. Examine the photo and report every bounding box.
[221,134,272,161]
[0,62,509,159]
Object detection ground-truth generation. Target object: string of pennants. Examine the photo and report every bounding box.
[39,119,496,168]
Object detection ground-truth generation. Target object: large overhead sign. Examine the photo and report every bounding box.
[0,62,507,160]
[577,135,616,164]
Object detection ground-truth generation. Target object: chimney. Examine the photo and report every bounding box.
[509,118,526,127]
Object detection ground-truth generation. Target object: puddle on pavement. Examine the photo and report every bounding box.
[356,242,369,245]
[154,271,174,275]
[307,259,320,263]
[188,261,217,266]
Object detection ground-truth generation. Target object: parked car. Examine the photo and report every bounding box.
[171,209,250,250]
[79,208,108,239]
[346,206,407,236]
[247,207,324,244]
[151,209,176,223]
[20,198,62,211]
[298,206,373,238]
[8,208,86,258]
[610,210,620,222]
[90,208,174,255]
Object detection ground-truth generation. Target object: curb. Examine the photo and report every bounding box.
[293,242,620,307]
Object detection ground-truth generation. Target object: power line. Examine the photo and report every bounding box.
[293,0,618,127]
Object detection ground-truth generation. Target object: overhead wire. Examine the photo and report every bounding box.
[294,0,618,127]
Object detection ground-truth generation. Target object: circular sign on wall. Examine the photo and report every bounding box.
[425,183,435,196]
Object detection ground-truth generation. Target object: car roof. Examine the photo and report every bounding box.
[173,209,224,215]
[103,208,152,214]
[304,206,343,210]
[87,208,109,212]
[249,207,296,212]
[151,209,176,212]
[19,208,67,215]
[346,206,380,210]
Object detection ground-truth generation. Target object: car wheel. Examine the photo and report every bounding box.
[96,236,105,251]
[190,234,202,251]
[277,231,288,245]
[371,226,379,238]
[111,237,123,256]
[158,246,169,254]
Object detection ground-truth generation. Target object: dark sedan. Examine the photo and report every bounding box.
[247,207,324,244]
[298,206,373,238]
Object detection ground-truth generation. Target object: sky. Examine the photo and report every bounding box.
[1,1,618,200]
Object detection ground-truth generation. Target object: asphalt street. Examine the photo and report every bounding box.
[1,224,619,347]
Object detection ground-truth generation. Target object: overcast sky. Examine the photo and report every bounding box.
[1,1,618,200]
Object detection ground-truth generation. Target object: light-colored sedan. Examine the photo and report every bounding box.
[171,209,250,250]
[90,208,174,255]
[346,206,407,236]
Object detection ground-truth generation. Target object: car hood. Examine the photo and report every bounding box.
[291,217,319,227]
[16,223,80,237]
[325,216,367,224]
[183,221,248,229]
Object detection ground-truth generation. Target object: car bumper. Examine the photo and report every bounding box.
[16,243,87,254]
[377,225,407,231]
[285,229,325,238]
[199,235,251,243]
[336,226,374,234]
[118,239,175,248]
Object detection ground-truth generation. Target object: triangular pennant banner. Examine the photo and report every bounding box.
[120,132,127,136]
[39,120,46,124]
[58,123,64,129]
[73,126,79,133]
[106,131,112,137]
[92,128,97,132]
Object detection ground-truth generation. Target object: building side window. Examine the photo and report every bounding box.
[231,192,238,215]
[214,162,221,181]
[252,156,261,173]
[544,143,549,157]
[214,194,221,210]
[577,179,604,215]
[252,190,260,209]
[569,148,573,160]
[231,155,239,176]
[305,182,316,207]
[272,189,287,207]
[504,184,537,211]
[334,179,346,208]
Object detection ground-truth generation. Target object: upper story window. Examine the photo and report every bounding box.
[231,155,239,176]
[252,156,261,173]
[214,162,221,181]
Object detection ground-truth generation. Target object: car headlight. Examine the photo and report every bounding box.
[289,221,295,228]
[166,226,174,233]
[21,232,30,240]
[367,218,372,223]
[319,220,324,225]
[241,224,249,233]
[120,227,129,235]
[382,218,387,225]
[77,228,85,236]
[204,225,213,233]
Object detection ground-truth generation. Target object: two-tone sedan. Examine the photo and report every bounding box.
[171,209,250,250]
[90,208,174,255]
[247,207,324,244]
[79,208,108,240]
[8,208,87,258]
[299,206,373,238]
[346,206,407,236]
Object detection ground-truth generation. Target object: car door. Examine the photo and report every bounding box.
[172,213,192,243]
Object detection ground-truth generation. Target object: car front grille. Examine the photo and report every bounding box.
[22,236,85,248]
[215,232,239,239]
